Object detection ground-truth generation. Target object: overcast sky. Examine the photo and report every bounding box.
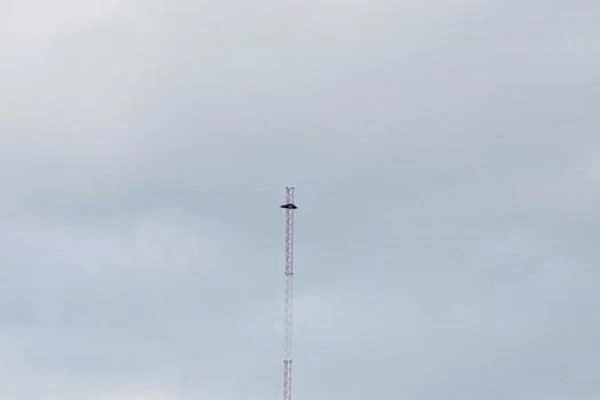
[1,0,599,399]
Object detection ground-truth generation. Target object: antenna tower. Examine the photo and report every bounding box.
[280,186,297,400]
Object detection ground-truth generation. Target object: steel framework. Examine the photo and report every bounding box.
[281,186,296,400]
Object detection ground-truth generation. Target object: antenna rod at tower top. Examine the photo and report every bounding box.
[281,186,297,400]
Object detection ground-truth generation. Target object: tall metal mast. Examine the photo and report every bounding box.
[280,186,297,400]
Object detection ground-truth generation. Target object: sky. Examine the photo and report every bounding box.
[1,0,599,399]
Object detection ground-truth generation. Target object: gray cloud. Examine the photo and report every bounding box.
[1,0,599,398]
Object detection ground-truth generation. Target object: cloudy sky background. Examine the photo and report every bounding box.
[1,0,599,398]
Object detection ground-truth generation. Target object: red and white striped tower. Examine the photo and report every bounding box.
[280,186,297,400]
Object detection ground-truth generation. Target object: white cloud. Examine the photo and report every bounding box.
[1,0,599,398]
[0,0,126,49]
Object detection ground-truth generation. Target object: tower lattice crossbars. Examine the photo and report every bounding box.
[280,186,297,400]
